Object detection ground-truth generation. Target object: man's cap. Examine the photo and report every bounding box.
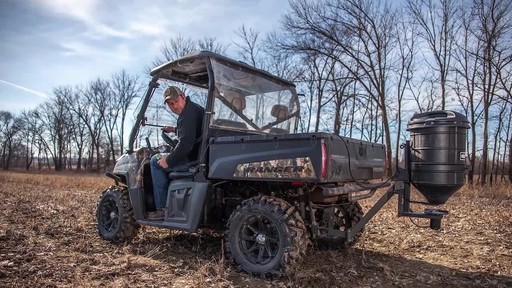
[163,86,183,103]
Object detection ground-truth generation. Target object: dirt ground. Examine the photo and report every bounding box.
[0,171,511,287]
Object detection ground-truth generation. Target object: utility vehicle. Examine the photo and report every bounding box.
[96,51,469,276]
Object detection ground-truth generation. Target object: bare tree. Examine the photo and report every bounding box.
[279,0,398,176]
[301,52,337,132]
[330,62,353,135]
[34,90,74,171]
[407,0,460,110]
[198,36,229,55]
[490,101,507,184]
[453,3,484,184]
[86,79,110,170]
[0,111,21,170]
[408,77,440,113]
[501,108,511,182]
[18,110,40,170]
[234,25,269,126]
[156,34,197,65]
[496,51,512,183]
[510,133,512,182]
[65,81,108,171]
[235,25,263,68]
[474,0,512,185]
[154,34,229,68]
[394,10,418,170]
[101,85,119,168]
[110,70,143,154]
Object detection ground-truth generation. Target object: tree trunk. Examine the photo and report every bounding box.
[45,153,51,170]
[88,145,94,171]
[96,142,101,171]
[110,139,116,168]
[76,146,83,170]
[509,136,512,183]
[379,93,393,177]
[333,82,342,135]
[382,115,393,177]
[490,108,504,185]
[441,74,446,110]
[494,137,501,183]
[1,143,6,170]
[37,150,42,170]
[480,106,489,185]
[503,114,511,182]
[468,112,476,185]
[119,114,126,155]
[314,88,322,132]
[395,105,402,171]
[5,141,12,170]
[349,93,356,138]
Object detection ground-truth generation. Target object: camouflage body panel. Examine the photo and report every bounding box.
[209,133,385,183]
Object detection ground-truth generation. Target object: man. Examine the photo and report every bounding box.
[148,86,205,220]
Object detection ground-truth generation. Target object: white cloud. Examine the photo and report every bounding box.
[33,0,131,39]
[89,24,132,39]
[60,41,93,56]
[129,21,165,36]
[0,79,50,99]
[60,41,131,63]
[35,0,98,22]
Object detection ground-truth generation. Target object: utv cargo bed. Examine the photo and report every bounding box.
[208,132,386,183]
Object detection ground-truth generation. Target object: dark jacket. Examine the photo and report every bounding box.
[166,97,205,167]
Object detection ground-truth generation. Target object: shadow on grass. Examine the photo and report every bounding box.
[127,231,512,288]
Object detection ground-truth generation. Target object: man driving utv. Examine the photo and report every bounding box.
[148,86,205,220]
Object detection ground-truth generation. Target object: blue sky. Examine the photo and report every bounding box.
[0,0,289,114]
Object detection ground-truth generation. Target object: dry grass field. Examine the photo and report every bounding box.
[0,170,511,287]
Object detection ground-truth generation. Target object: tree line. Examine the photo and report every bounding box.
[0,71,142,172]
[1,0,511,185]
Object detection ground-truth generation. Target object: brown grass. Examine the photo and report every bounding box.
[0,170,113,192]
[457,182,512,200]
[0,171,511,287]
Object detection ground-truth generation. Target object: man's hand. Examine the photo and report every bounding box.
[161,126,175,133]
[158,157,169,169]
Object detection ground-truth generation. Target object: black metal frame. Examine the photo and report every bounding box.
[345,141,448,242]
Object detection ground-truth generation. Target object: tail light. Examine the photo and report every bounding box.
[321,142,328,178]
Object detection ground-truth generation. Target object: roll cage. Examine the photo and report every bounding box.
[128,51,301,159]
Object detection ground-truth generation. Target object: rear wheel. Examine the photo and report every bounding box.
[343,201,364,246]
[96,186,139,243]
[225,196,309,277]
[316,201,364,249]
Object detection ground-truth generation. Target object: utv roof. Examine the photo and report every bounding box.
[150,50,296,88]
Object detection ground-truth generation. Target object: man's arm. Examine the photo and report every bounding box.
[162,126,175,133]
[165,115,198,166]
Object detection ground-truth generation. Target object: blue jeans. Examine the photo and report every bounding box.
[150,154,189,209]
[150,154,173,209]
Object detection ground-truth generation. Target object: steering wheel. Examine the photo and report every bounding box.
[145,137,157,156]
[161,131,178,149]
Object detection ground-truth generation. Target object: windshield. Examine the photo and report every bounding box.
[133,79,207,150]
[130,57,300,151]
[210,60,299,134]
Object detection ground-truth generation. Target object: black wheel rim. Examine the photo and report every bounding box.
[99,198,120,233]
[239,214,281,266]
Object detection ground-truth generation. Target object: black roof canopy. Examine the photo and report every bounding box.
[150,51,296,89]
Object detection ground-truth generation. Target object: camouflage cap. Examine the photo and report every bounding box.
[163,86,183,103]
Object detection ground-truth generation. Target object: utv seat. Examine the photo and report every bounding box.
[269,127,289,134]
[212,118,248,130]
[168,161,200,180]
[167,124,203,180]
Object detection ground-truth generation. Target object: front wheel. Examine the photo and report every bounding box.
[225,196,309,277]
[96,186,139,243]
